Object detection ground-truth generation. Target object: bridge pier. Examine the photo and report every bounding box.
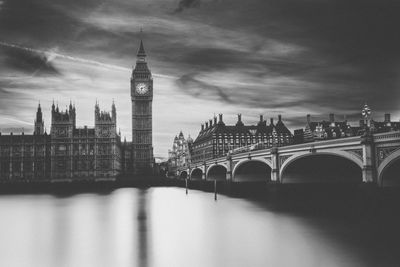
[361,133,376,183]
[271,147,280,183]
[225,171,232,194]
[203,162,207,180]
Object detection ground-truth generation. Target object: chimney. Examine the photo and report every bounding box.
[209,119,213,127]
[329,113,335,123]
[214,116,217,125]
[236,114,244,127]
[278,114,282,121]
[307,114,311,124]
[259,115,263,122]
[205,122,209,128]
[219,114,223,123]
[384,113,391,122]
[270,118,274,125]
[201,124,204,131]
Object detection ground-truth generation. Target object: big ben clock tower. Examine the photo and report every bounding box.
[131,39,154,176]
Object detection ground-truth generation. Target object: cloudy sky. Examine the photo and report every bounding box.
[1,0,400,158]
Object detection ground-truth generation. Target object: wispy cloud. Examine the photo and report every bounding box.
[174,0,201,13]
[0,41,129,72]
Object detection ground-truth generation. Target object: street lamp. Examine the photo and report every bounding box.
[361,103,372,132]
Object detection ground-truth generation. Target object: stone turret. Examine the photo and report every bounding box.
[51,101,76,137]
[95,101,117,138]
[34,102,44,135]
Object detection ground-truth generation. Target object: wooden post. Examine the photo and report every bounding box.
[214,180,217,201]
[185,178,188,195]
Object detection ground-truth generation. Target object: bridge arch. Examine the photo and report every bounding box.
[179,171,188,180]
[378,149,400,186]
[280,152,363,184]
[190,168,203,180]
[206,164,227,180]
[232,158,272,182]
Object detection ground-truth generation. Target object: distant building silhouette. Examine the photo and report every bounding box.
[360,113,400,134]
[167,131,193,176]
[294,107,400,144]
[297,113,359,143]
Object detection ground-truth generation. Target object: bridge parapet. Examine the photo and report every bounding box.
[373,131,400,142]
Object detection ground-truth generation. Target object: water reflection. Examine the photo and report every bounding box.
[0,188,398,267]
[137,189,149,267]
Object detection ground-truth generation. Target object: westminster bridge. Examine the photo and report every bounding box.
[176,131,400,187]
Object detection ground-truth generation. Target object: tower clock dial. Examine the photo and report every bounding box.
[136,83,148,95]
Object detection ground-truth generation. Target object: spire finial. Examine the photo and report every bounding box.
[137,34,146,58]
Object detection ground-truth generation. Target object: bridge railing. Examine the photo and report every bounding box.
[228,142,268,155]
[373,131,400,141]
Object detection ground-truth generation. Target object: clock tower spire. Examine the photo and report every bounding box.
[131,38,154,176]
[137,40,146,59]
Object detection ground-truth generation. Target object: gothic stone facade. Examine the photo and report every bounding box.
[0,104,50,182]
[50,102,121,181]
[0,102,121,182]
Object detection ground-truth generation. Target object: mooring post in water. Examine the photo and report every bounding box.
[214,180,217,201]
[185,179,188,195]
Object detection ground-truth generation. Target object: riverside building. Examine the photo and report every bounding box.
[191,114,293,164]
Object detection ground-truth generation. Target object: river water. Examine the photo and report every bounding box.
[0,187,398,267]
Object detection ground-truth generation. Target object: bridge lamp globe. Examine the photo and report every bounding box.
[362,104,371,118]
[362,103,372,129]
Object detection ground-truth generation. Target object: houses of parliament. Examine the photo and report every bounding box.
[0,40,154,182]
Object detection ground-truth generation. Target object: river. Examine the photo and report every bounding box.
[0,186,398,267]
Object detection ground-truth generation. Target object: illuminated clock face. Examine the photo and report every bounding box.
[136,83,148,95]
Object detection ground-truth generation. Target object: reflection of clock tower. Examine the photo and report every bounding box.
[131,39,154,175]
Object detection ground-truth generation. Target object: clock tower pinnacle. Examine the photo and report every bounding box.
[131,39,154,176]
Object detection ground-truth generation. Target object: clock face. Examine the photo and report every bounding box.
[136,83,149,95]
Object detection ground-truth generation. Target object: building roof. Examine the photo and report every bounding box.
[194,117,292,143]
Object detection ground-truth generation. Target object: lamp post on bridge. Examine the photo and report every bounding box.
[362,103,372,134]
[186,163,190,195]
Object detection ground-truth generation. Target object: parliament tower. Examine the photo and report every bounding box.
[130,40,154,175]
